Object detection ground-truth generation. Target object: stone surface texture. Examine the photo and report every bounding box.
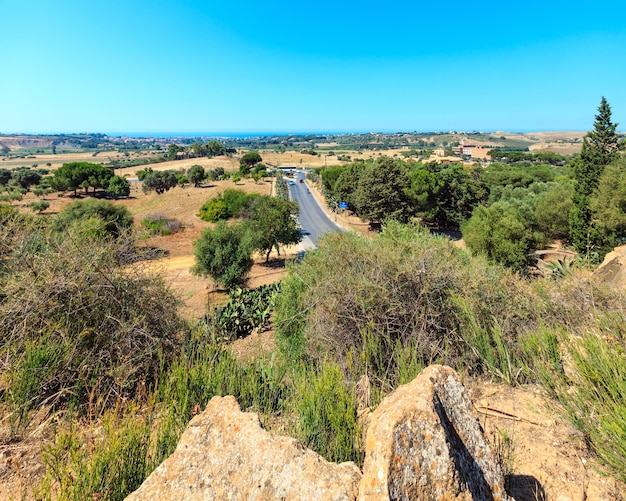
[358,365,514,501]
[594,244,626,289]
[126,366,514,500]
[125,395,361,501]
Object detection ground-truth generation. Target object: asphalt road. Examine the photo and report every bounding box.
[288,171,343,249]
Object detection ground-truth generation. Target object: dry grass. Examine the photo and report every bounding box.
[11,174,284,321]
[0,150,120,170]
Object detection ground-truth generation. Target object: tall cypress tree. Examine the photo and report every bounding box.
[569,97,622,255]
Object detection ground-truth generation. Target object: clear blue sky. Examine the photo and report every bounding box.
[1,0,625,134]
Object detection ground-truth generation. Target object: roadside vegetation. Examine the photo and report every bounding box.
[316,98,624,270]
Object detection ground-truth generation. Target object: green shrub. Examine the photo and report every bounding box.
[196,197,229,222]
[286,363,362,465]
[196,189,260,222]
[141,212,183,236]
[275,223,463,372]
[37,330,289,500]
[0,191,22,202]
[108,175,131,198]
[192,220,256,289]
[53,199,133,239]
[29,200,50,213]
[37,411,154,501]
[203,283,280,341]
[462,201,545,271]
[275,221,550,390]
[1,222,185,426]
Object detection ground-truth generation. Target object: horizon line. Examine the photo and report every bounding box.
[0,129,596,138]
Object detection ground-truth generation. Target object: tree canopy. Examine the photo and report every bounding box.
[589,157,626,255]
[192,221,256,290]
[353,157,413,224]
[570,97,623,256]
[239,152,262,175]
[247,196,302,262]
[52,162,114,196]
[462,201,544,271]
[108,175,131,199]
[188,164,206,187]
[142,170,178,194]
[11,168,42,190]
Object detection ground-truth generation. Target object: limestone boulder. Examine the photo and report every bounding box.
[125,395,361,501]
[358,365,513,501]
[594,244,626,289]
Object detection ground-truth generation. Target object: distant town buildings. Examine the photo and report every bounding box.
[452,143,491,162]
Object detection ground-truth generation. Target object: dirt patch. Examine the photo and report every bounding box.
[473,383,624,501]
[0,405,57,500]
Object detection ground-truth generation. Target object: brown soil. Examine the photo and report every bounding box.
[473,383,625,500]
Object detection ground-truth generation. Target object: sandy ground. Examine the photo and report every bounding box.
[472,383,624,500]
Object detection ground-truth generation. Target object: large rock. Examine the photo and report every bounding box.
[125,395,361,501]
[358,365,513,501]
[594,244,626,289]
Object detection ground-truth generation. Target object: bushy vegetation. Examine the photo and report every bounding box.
[141,169,178,194]
[570,97,623,258]
[52,162,114,196]
[589,157,626,253]
[203,283,279,340]
[276,222,626,441]
[196,188,260,222]
[192,221,256,289]
[275,222,542,387]
[313,99,624,271]
[0,217,185,430]
[108,175,131,198]
[193,193,301,286]
[140,212,183,237]
[2,211,625,499]
[2,113,626,498]
[53,199,134,239]
[274,170,290,200]
[239,151,262,175]
[28,200,50,213]
[247,196,301,262]
[105,155,167,169]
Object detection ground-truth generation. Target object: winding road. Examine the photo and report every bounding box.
[287,170,344,249]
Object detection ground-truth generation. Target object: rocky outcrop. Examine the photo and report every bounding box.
[126,366,512,500]
[125,395,361,501]
[359,365,513,501]
[594,244,626,289]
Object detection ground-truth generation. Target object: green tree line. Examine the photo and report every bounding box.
[317,98,624,270]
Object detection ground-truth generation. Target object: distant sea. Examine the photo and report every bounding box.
[106,132,347,139]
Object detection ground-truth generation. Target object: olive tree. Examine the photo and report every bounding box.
[142,170,178,194]
[188,164,207,187]
[192,221,256,290]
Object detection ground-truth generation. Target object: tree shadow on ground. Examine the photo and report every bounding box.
[260,257,286,269]
[134,246,170,261]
